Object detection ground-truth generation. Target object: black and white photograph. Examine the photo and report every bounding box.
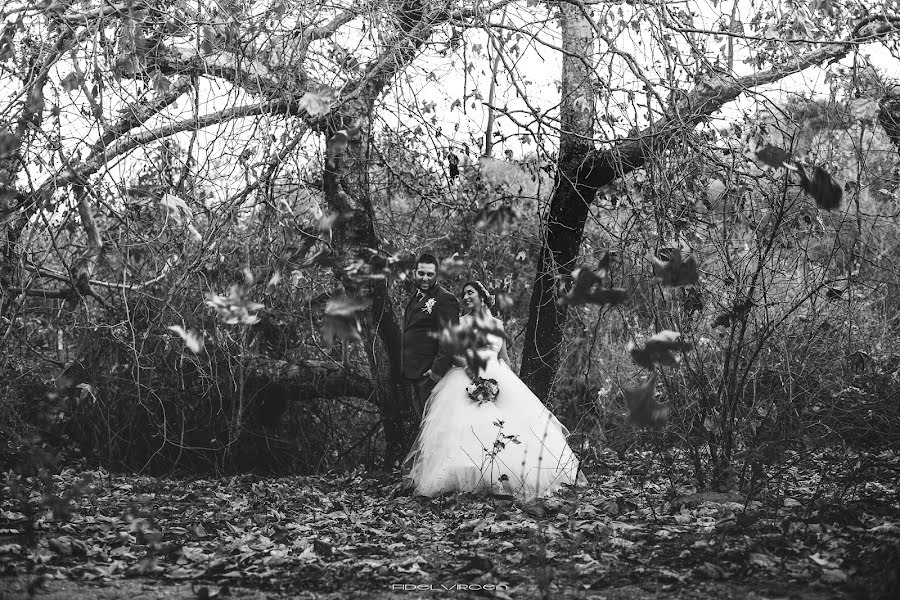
[1,0,899,598]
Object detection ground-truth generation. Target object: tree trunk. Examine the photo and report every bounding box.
[518,14,896,400]
[323,104,406,467]
[519,3,596,400]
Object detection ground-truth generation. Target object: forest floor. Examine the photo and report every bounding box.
[1,449,899,600]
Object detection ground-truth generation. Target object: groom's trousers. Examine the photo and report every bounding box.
[402,375,436,423]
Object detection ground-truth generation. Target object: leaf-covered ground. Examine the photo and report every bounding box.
[2,450,899,599]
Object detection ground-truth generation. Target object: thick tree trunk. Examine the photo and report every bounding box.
[519,3,596,400]
[323,106,406,467]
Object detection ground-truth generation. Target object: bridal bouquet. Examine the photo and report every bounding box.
[466,375,500,405]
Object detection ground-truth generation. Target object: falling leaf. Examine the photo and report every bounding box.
[345,248,415,282]
[200,25,216,55]
[0,131,21,158]
[316,212,341,234]
[0,24,15,62]
[322,294,370,349]
[439,253,467,277]
[628,330,691,370]
[167,325,205,353]
[558,267,627,307]
[448,152,460,179]
[326,125,361,168]
[151,71,171,94]
[650,248,699,288]
[160,193,191,222]
[434,308,509,374]
[711,298,754,329]
[494,292,514,311]
[265,271,281,294]
[60,71,84,93]
[474,202,518,232]
[205,285,265,326]
[622,375,668,427]
[797,165,842,210]
[297,84,338,117]
[754,144,793,169]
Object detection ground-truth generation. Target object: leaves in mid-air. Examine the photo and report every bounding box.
[750,141,842,210]
[321,294,370,350]
[753,144,794,170]
[0,23,15,62]
[344,248,416,282]
[435,308,509,374]
[438,253,467,277]
[60,71,84,93]
[326,124,362,169]
[448,152,460,179]
[711,298,754,329]
[0,131,21,158]
[622,375,669,427]
[628,330,691,370]
[558,267,627,307]
[200,25,216,55]
[166,325,205,353]
[474,202,518,232]
[205,285,264,326]
[650,248,699,288]
[297,84,338,117]
[797,165,842,210]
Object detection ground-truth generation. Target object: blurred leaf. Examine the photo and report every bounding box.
[712,298,754,328]
[167,325,205,353]
[160,193,191,222]
[439,253,467,277]
[60,71,83,93]
[152,72,171,94]
[650,248,699,288]
[326,125,361,168]
[0,23,15,62]
[265,271,281,294]
[0,131,21,158]
[754,144,793,169]
[200,25,216,55]
[558,267,627,307]
[494,292,514,311]
[622,375,668,427]
[322,294,370,349]
[474,202,518,232]
[628,330,691,370]
[345,248,415,282]
[205,285,264,327]
[25,86,45,119]
[448,152,459,179]
[434,308,508,373]
[798,165,842,210]
[297,84,338,117]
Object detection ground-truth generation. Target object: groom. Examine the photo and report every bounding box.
[401,253,460,422]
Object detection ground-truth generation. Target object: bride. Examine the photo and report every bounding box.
[402,280,587,500]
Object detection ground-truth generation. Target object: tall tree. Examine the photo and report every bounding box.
[519,11,900,400]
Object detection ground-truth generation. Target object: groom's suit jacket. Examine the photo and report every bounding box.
[401,283,460,380]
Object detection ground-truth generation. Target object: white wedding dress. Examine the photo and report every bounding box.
[402,327,587,500]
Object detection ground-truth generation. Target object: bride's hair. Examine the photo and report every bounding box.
[462,280,494,308]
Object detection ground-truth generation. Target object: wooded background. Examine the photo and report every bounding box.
[1,0,899,492]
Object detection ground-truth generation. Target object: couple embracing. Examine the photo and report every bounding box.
[400,253,586,500]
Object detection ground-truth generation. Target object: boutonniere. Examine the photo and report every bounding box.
[423,298,437,314]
